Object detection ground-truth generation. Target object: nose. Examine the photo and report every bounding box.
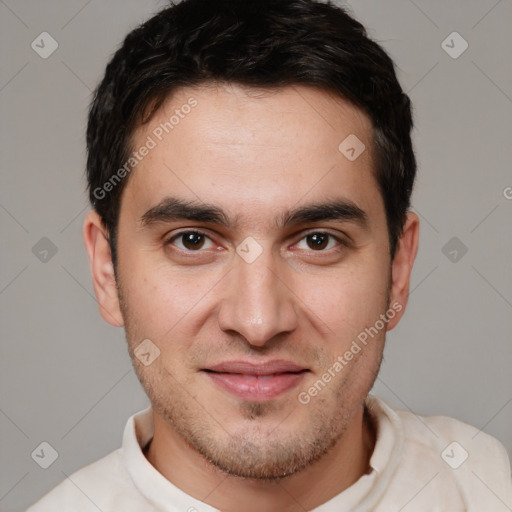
[217,244,298,348]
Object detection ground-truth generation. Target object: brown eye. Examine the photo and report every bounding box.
[306,233,329,250]
[168,231,214,251]
[292,232,348,262]
[181,232,205,250]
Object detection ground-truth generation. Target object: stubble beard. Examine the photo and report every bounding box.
[130,349,382,481]
[117,279,386,481]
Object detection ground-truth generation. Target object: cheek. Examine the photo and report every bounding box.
[298,259,390,341]
[119,253,220,339]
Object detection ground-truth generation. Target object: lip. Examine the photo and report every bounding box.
[203,360,309,402]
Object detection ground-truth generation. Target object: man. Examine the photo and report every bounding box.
[28,0,511,510]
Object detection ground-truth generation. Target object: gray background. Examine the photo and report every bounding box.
[1,0,511,510]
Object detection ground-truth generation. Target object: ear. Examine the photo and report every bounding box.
[83,210,124,327]
[387,212,419,331]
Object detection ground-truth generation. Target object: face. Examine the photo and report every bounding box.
[85,83,417,480]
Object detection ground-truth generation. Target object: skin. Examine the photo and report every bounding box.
[83,83,419,511]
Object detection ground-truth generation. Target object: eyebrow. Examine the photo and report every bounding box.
[139,196,369,231]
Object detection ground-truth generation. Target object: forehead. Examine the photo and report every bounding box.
[121,83,383,232]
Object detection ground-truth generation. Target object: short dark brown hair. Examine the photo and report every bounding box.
[86,0,416,268]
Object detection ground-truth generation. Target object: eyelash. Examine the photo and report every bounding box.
[165,229,348,255]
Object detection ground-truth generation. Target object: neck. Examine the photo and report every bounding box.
[145,402,376,512]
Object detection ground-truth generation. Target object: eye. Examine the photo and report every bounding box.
[167,230,215,251]
[295,232,344,252]
[166,230,346,255]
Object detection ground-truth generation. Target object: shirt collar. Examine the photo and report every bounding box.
[121,395,404,511]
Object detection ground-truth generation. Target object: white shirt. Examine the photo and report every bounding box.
[27,395,512,511]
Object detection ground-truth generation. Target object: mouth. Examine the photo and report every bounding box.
[202,360,309,402]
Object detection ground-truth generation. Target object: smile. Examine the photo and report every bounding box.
[202,360,309,402]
